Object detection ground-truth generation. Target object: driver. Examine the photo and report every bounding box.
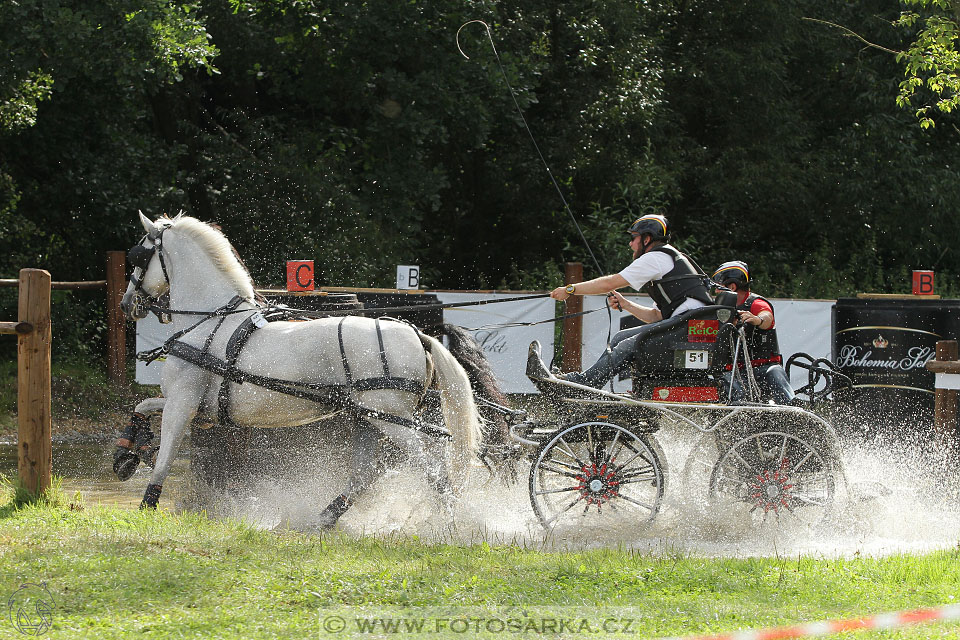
[712,260,795,404]
[542,214,713,389]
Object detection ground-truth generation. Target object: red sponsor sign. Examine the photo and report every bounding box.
[687,319,719,343]
[286,260,315,291]
[912,270,934,295]
[652,386,719,402]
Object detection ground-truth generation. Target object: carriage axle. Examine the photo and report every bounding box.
[749,466,795,514]
[575,462,621,510]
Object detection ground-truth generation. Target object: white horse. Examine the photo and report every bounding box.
[119,212,481,526]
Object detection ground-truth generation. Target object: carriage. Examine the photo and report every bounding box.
[115,212,865,532]
[485,298,856,531]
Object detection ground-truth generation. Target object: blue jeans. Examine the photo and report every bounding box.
[573,320,678,388]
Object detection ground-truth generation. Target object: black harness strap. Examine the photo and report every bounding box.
[335,316,424,395]
[166,340,446,437]
[353,377,425,393]
[137,296,246,364]
[217,311,264,428]
[167,316,440,438]
[375,318,390,377]
[203,316,227,353]
[338,317,354,386]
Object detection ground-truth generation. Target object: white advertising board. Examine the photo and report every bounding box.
[436,293,557,393]
[581,294,834,391]
[134,313,170,386]
[136,293,833,394]
[134,293,558,393]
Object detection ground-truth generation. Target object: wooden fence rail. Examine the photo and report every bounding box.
[1,269,52,495]
[0,251,127,383]
[0,280,106,290]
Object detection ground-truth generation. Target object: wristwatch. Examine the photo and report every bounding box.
[564,284,576,294]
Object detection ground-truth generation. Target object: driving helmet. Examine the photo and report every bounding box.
[712,260,751,289]
[627,214,669,241]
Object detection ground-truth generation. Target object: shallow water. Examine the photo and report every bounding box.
[3,421,960,558]
[0,440,190,509]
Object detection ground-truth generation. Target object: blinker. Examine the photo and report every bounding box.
[127,244,155,270]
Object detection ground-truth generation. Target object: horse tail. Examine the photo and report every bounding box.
[428,324,519,484]
[419,333,482,491]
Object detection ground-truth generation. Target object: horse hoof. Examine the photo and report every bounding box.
[113,449,141,481]
[140,483,162,509]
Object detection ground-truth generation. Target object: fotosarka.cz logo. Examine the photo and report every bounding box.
[7,582,55,636]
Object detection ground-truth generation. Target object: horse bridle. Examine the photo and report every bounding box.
[127,227,172,322]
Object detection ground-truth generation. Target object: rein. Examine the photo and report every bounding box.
[144,292,550,320]
[143,292,602,336]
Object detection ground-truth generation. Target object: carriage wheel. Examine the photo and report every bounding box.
[708,430,836,528]
[529,422,665,530]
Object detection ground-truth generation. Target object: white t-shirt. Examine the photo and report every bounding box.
[618,250,707,317]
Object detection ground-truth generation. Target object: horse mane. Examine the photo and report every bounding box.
[162,214,256,300]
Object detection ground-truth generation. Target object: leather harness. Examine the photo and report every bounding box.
[129,228,448,440]
[144,300,448,440]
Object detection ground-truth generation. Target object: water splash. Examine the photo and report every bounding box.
[173,419,960,558]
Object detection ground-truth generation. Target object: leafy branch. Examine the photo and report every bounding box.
[895,0,960,128]
[806,2,960,129]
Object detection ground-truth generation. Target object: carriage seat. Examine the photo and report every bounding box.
[626,303,737,402]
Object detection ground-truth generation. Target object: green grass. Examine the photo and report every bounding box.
[0,493,958,639]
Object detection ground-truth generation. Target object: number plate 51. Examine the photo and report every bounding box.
[675,350,710,369]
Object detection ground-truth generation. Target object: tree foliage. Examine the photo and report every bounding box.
[0,0,958,316]
[896,0,960,128]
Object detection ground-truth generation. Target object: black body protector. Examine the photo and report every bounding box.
[640,245,714,318]
[736,293,782,365]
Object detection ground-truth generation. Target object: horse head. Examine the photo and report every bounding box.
[120,211,172,321]
[120,212,256,322]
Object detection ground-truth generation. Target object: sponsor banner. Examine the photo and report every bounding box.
[135,293,555,392]
[133,294,555,391]
[687,318,719,343]
[582,296,834,392]
[136,293,833,394]
[763,299,834,387]
[436,293,556,394]
[651,386,718,402]
[834,326,937,392]
[581,296,647,393]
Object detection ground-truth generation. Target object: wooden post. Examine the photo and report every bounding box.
[933,339,958,447]
[561,262,583,373]
[106,250,126,384]
[18,269,52,495]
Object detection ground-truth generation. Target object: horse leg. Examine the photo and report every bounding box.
[113,397,167,481]
[374,422,457,520]
[141,394,200,510]
[420,435,457,518]
[205,422,252,496]
[314,420,384,529]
